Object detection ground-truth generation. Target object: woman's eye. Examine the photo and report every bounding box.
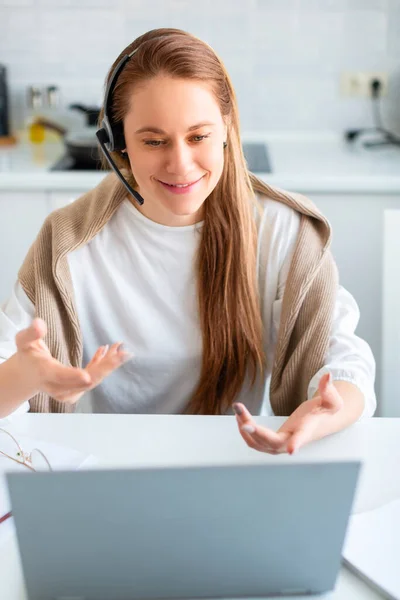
[143,134,210,147]
[144,140,164,147]
[191,135,209,142]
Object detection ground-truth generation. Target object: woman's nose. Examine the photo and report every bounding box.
[164,141,194,175]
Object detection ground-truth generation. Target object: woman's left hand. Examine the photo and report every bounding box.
[233,373,344,455]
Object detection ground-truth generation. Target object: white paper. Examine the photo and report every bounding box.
[343,496,400,600]
[0,433,97,547]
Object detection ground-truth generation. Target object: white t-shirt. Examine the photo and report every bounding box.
[0,196,376,418]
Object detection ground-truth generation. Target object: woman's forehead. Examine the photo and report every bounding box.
[125,76,224,129]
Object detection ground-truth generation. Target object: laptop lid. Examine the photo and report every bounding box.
[7,461,361,600]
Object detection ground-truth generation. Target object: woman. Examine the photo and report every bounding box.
[0,28,375,455]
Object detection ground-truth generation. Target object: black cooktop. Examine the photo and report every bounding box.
[50,142,272,174]
[50,154,104,171]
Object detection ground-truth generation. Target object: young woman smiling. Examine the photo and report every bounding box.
[0,29,376,455]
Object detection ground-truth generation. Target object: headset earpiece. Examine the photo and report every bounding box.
[112,121,126,152]
[98,117,114,152]
[96,38,164,205]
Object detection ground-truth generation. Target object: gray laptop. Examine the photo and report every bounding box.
[7,461,361,600]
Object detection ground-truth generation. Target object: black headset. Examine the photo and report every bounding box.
[96,46,145,206]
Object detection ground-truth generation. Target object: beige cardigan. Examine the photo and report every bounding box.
[18,172,338,415]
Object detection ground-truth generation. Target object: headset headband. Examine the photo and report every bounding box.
[96,40,161,205]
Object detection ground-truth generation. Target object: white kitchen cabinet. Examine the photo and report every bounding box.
[0,192,49,304]
[308,193,400,417]
[0,190,88,304]
[381,209,400,418]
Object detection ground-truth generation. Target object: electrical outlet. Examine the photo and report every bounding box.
[340,72,388,97]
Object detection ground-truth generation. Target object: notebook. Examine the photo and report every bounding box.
[343,496,400,600]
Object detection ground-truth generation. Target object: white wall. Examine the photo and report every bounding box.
[0,0,399,133]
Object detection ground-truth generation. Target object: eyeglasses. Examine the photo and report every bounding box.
[0,428,53,526]
[0,427,52,472]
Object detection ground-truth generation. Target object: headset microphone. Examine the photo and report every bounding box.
[96,49,145,206]
[96,128,145,206]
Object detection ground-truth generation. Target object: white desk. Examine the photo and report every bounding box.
[1,414,399,600]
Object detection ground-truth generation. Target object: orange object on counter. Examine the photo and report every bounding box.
[0,135,17,146]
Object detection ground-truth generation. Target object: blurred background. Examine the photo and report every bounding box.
[0,0,399,133]
[1,0,400,417]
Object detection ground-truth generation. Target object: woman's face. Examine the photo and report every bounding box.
[123,75,227,227]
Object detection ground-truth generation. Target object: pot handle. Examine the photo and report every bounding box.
[69,104,101,126]
[32,117,67,137]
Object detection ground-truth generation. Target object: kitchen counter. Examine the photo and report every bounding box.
[0,131,399,194]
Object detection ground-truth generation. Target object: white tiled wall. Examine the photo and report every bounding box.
[0,0,399,133]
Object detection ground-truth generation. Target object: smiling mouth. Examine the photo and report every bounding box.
[157,176,204,188]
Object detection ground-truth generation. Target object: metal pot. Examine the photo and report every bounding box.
[35,117,101,166]
[63,127,101,165]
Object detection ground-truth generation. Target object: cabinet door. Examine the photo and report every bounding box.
[382,209,400,417]
[309,193,400,417]
[0,192,48,304]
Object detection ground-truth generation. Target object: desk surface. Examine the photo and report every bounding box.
[1,414,399,600]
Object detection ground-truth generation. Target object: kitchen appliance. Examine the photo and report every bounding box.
[50,141,272,173]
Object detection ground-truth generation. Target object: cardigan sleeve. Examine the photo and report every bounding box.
[272,236,376,419]
[306,285,377,419]
[269,203,376,419]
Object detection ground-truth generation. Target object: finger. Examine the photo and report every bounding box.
[236,420,284,454]
[286,429,311,455]
[232,402,256,427]
[57,343,128,398]
[112,342,133,360]
[100,342,129,359]
[233,403,289,450]
[86,345,108,367]
[318,373,343,412]
[249,424,290,451]
[233,406,287,453]
[236,420,268,452]
[16,318,47,350]
[232,404,260,449]
[86,342,132,382]
[85,342,129,371]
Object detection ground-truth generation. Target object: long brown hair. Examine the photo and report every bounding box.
[98,28,266,414]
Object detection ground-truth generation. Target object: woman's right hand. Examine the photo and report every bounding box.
[15,318,131,405]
